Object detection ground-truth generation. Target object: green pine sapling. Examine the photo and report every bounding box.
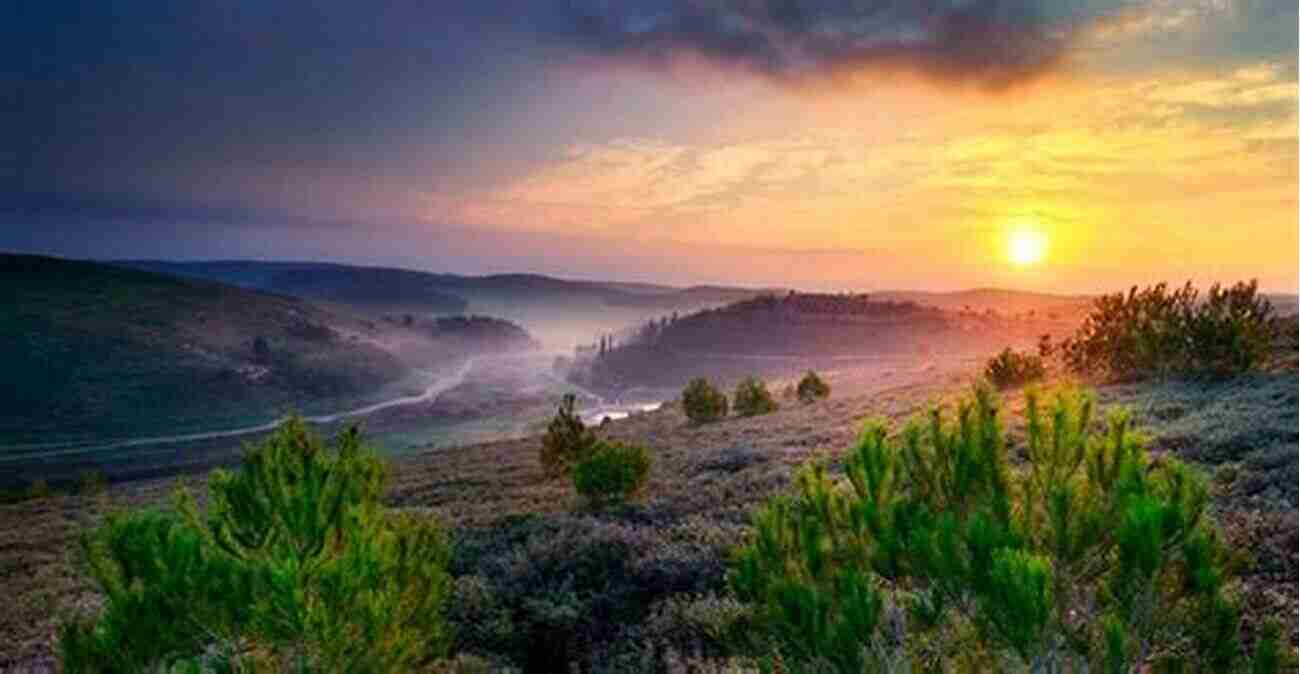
[731,385,1284,673]
[59,418,452,674]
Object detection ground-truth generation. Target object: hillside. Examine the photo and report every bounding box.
[569,292,1080,392]
[0,255,532,453]
[119,260,470,315]
[3,352,1293,670]
[431,315,540,352]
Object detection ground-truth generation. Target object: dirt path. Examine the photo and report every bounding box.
[0,358,478,462]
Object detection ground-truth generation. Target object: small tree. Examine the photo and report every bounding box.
[540,393,596,478]
[682,378,728,424]
[731,385,1281,673]
[984,347,1046,389]
[796,371,831,403]
[733,377,778,417]
[59,418,452,674]
[573,440,652,506]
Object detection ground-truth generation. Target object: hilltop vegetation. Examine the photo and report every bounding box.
[571,292,1073,392]
[432,315,539,352]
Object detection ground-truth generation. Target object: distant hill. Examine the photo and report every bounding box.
[115,260,769,317]
[0,255,530,446]
[873,288,1094,317]
[570,292,1074,392]
[877,287,1299,318]
[119,260,470,315]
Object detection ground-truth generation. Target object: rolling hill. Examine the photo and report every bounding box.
[873,287,1094,316]
[0,255,531,447]
[569,292,1079,392]
[118,260,471,315]
[115,260,769,317]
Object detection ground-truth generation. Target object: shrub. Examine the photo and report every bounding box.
[730,385,1284,673]
[683,378,728,424]
[573,440,652,505]
[733,377,778,417]
[540,393,597,478]
[984,347,1046,389]
[58,418,452,673]
[796,371,831,403]
[1061,280,1274,381]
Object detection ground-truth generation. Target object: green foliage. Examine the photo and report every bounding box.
[1061,280,1275,381]
[1250,622,1291,674]
[733,377,779,417]
[731,385,1279,673]
[573,440,652,506]
[59,418,453,674]
[796,371,831,404]
[984,347,1046,389]
[683,378,729,424]
[540,393,597,478]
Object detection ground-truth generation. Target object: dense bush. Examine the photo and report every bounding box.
[984,347,1046,389]
[731,385,1284,673]
[447,511,747,670]
[732,377,778,417]
[683,378,729,424]
[574,440,652,505]
[59,419,452,673]
[540,393,597,478]
[796,370,831,403]
[1061,280,1274,381]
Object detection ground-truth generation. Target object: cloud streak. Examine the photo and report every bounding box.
[529,0,1139,86]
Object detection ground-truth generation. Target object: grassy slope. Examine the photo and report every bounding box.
[3,359,1293,670]
[0,254,409,446]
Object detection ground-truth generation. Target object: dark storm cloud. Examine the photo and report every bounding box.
[530,0,1138,85]
[2,2,534,201]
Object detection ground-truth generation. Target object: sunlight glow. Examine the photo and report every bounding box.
[1008,229,1048,266]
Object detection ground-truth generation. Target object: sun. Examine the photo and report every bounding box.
[1007,229,1048,266]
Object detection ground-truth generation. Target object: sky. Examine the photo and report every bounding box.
[3,0,1297,293]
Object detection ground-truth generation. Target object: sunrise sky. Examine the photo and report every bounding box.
[4,1,1297,292]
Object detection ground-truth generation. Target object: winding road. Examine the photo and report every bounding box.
[0,358,478,462]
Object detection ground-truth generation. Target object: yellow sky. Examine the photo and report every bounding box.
[422,19,1298,293]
